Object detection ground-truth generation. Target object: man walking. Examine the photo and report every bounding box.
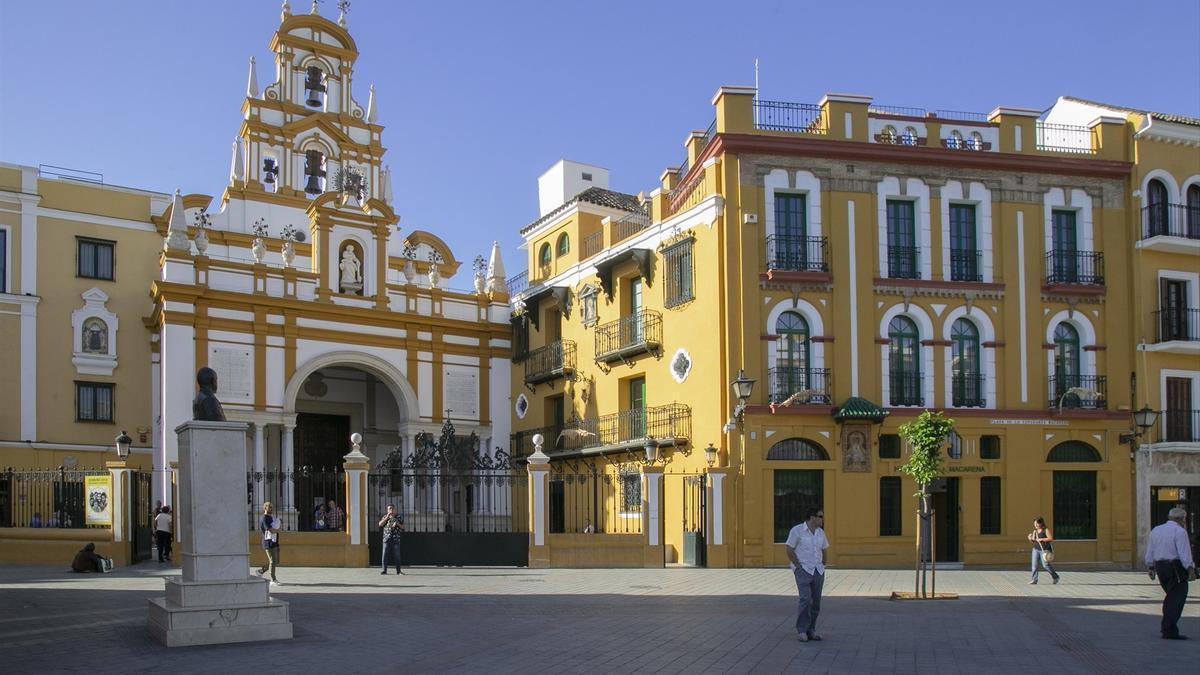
[1145,507,1196,640]
[785,506,828,642]
[378,504,404,575]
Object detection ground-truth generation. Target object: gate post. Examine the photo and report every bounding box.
[107,460,132,565]
[526,436,551,568]
[641,465,665,568]
[343,433,371,567]
[705,468,733,568]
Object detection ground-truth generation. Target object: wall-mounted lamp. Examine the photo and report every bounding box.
[114,430,132,460]
[704,443,718,467]
[643,436,659,464]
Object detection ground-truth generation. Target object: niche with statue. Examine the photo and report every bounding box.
[338,240,365,295]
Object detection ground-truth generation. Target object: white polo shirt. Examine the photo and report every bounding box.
[785,523,828,575]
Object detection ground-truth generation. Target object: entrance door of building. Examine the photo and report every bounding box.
[932,477,960,563]
[1151,486,1200,564]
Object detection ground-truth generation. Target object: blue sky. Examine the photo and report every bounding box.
[2,0,1197,278]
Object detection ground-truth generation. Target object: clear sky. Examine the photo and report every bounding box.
[2,0,1198,283]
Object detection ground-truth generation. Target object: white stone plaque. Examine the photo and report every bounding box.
[209,346,253,403]
[443,368,478,417]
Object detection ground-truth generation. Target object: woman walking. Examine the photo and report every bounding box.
[255,502,283,586]
[1028,516,1060,584]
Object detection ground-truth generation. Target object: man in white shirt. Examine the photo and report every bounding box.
[785,506,829,642]
[1144,507,1197,640]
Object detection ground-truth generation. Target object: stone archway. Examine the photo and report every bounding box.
[284,350,419,421]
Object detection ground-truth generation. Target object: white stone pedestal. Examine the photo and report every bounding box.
[148,421,292,646]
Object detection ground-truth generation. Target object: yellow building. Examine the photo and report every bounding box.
[510,88,1197,568]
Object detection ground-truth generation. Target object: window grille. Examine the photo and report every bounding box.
[773,470,823,543]
[980,435,1001,460]
[880,476,901,536]
[1052,471,1096,539]
[980,476,1001,534]
[663,239,694,308]
[879,434,901,459]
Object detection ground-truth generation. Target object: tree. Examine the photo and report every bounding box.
[898,410,956,598]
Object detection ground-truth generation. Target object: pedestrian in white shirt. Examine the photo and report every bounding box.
[154,505,173,563]
[785,506,828,642]
[1144,507,1197,640]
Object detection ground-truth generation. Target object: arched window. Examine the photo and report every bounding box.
[774,311,811,402]
[901,127,919,146]
[766,438,829,460]
[948,130,964,149]
[888,316,921,406]
[556,233,570,257]
[1046,441,1101,462]
[1186,184,1200,237]
[1147,179,1170,236]
[880,125,898,144]
[969,131,984,151]
[538,243,552,267]
[1052,322,1081,402]
[81,318,108,355]
[951,318,982,407]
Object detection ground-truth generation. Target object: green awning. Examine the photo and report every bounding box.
[833,397,889,423]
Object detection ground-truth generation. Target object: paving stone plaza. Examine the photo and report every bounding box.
[0,564,1194,673]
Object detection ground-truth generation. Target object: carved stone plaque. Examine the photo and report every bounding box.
[443,368,478,418]
[208,346,253,403]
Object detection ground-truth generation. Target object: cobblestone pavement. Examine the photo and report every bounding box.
[0,563,1195,674]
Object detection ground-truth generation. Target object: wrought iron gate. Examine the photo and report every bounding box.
[681,474,707,567]
[368,420,529,567]
[130,471,153,563]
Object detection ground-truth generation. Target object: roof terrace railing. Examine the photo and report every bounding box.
[753,100,826,134]
[1036,122,1097,154]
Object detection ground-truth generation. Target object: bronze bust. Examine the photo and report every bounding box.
[192,367,226,421]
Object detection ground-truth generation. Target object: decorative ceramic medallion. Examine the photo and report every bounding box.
[515,393,529,419]
[670,348,692,384]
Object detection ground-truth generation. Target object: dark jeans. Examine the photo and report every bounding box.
[382,540,402,573]
[1155,560,1190,638]
[1031,548,1058,582]
[792,567,824,635]
[155,530,172,562]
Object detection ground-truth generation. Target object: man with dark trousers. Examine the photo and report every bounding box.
[378,504,405,575]
[1145,507,1196,640]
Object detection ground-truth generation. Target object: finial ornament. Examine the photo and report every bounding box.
[337,0,350,25]
[246,57,259,98]
[281,0,291,19]
[310,0,319,15]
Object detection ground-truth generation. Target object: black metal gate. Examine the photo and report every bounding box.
[681,474,707,567]
[130,471,153,563]
[368,420,529,567]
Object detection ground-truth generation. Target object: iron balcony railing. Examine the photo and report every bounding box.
[524,340,577,385]
[933,109,989,122]
[582,231,604,260]
[754,100,826,134]
[699,118,717,153]
[1155,308,1200,342]
[889,371,924,407]
[1036,122,1096,154]
[1142,203,1200,240]
[887,246,920,279]
[767,367,831,405]
[1045,250,1104,285]
[1159,409,1199,443]
[595,309,662,363]
[765,235,829,272]
[559,403,692,450]
[1047,374,1107,410]
[869,104,927,118]
[949,249,982,282]
[610,209,651,246]
[510,425,562,458]
[677,156,689,182]
[506,270,528,296]
[951,373,986,408]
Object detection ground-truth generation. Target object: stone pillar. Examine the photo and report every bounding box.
[148,421,292,647]
[252,423,266,509]
[281,421,296,529]
[107,460,131,548]
[705,468,733,568]
[526,437,551,568]
[641,465,665,568]
[343,433,370,567]
[169,461,180,546]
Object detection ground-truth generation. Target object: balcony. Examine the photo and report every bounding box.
[766,235,829,273]
[510,425,562,459]
[753,100,827,134]
[1044,251,1104,286]
[582,231,604,260]
[887,246,920,280]
[506,270,528,296]
[594,309,662,364]
[1155,308,1200,343]
[949,249,982,282]
[951,373,986,408]
[610,210,651,246]
[524,340,576,386]
[558,404,692,452]
[889,372,924,407]
[1035,122,1096,155]
[1047,375,1107,410]
[1159,409,1199,444]
[1142,204,1200,242]
[768,367,831,405]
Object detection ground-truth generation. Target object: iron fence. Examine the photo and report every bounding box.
[765,235,828,272]
[949,249,982,282]
[368,469,530,534]
[699,118,717,152]
[1047,374,1107,409]
[1036,122,1096,154]
[1160,410,1199,443]
[1045,250,1104,285]
[1142,203,1200,240]
[549,466,643,534]
[595,309,662,361]
[582,231,604,260]
[506,270,528,296]
[869,104,927,118]
[933,109,989,122]
[524,339,576,384]
[768,367,831,404]
[247,468,346,532]
[610,209,651,245]
[560,403,692,451]
[0,467,108,528]
[754,100,826,133]
[1155,308,1200,342]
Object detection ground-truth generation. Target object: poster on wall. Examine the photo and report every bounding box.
[84,475,112,526]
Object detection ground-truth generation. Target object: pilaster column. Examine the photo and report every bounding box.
[526,440,551,568]
[107,460,132,545]
[169,460,181,545]
[252,423,266,509]
[706,468,733,568]
[281,422,296,529]
[343,434,370,568]
[641,465,665,568]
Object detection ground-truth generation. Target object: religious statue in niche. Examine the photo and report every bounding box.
[81,318,108,354]
[192,367,226,422]
[339,244,363,294]
[841,423,872,473]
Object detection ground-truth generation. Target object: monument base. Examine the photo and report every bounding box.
[148,577,292,647]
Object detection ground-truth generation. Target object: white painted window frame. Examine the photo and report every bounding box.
[940,181,994,283]
[877,177,932,280]
[879,304,935,407]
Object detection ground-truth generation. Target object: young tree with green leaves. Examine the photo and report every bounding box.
[898,410,956,598]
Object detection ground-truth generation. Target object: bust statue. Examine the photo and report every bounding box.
[339,246,362,287]
[192,367,226,421]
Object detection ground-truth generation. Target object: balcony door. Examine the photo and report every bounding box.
[951,318,981,407]
[775,193,807,268]
[1052,210,1078,281]
[888,316,921,405]
[1160,279,1189,341]
[628,377,646,439]
[1053,322,1081,398]
[628,277,643,344]
[776,311,811,398]
[887,200,917,279]
[1147,179,1169,236]
[1166,378,1193,442]
[949,204,978,281]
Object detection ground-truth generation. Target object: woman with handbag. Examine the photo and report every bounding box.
[1028,516,1061,585]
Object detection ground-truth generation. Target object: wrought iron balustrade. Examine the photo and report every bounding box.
[559,403,692,451]
[610,210,651,246]
[505,270,528,296]
[594,309,662,363]
[889,372,924,407]
[949,249,982,282]
[1044,250,1104,285]
[887,246,920,279]
[1047,374,1107,410]
[0,467,107,529]
[765,235,828,272]
[1142,203,1200,240]
[246,467,346,532]
[524,340,576,384]
[1160,409,1199,443]
[768,367,831,404]
[933,109,989,122]
[1155,308,1200,342]
[951,373,986,408]
[581,231,604,260]
[1036,122,1096,154]
[754,100,826,134]
[510,425,563,458]
[869,104,927,118]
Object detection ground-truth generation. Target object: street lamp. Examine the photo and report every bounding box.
[114,430,132,460]
[643,437,659,464]
[1120,405,1160,446]
[724,369,757,432]
[704,443,718,467]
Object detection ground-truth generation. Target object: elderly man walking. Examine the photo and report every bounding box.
[1145,507,1197,640]
[785,506,829,642]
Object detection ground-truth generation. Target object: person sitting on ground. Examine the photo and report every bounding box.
[29,512,42,528]
[71,543,112,573]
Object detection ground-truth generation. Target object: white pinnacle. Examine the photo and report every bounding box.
[246,57,259,98]
[380,165,393,203]
[165,189,191,252]
[486,240,507,294]
[230,138,245,183]
[366,84,377,124]
[310,0,319,15]
[281,1,291,20]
